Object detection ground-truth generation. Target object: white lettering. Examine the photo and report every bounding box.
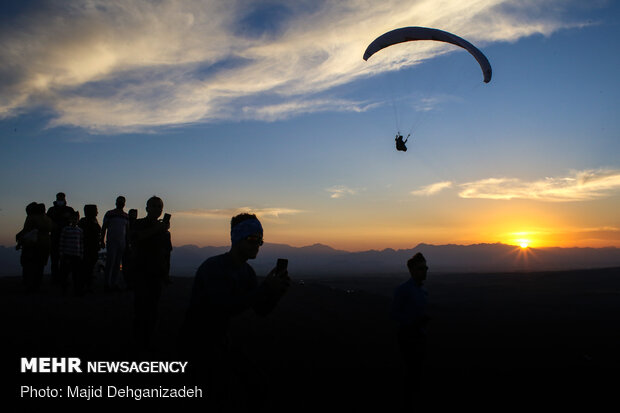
[39,358,51,372]
[20,357,82,373]
[21,358,37,373]
[68,357,82,372]
[20,386,61,398]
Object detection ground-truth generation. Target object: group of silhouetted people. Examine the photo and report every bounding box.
[16,192,173,352]
[16,195,430,411]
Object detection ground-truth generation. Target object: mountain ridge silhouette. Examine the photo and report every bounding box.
[2,242,618,277]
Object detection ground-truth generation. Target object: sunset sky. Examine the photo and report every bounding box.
[1,0,619,251]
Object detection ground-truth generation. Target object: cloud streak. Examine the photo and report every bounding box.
[414,169,620,201]
[411,181,453,196]
[459,169,620,201]
[0,0,587,132]
[326,185,360,199]
[176,206,304,219]
[241,98,379,122]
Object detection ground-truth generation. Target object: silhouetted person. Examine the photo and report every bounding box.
[16,202,52,292]
[181,213,290,412]
[395,133,409,152]
[390,252,430,409]
[101,196,129,292]
[47,192,76,285]
[59,211,84,295]
[78,204,101,294]
[131,196,170,351]
[122,208,138,291]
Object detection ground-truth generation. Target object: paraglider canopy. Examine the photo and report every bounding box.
[363,26,492,83]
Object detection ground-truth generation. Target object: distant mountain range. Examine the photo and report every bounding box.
[2,243,619,278]
[169,242,620,277]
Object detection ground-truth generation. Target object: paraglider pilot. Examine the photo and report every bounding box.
[395,133,409,152]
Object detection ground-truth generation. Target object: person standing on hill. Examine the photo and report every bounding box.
[47,192,75,285]
[59,211,84,295]
[390,252,430,407]
[181,213,290,412]
[101,196,129,292]
[78,204,101,294]
[130,196,171,351]
[16,202,53,292]
[122,208,138,291]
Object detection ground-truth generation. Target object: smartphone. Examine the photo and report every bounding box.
[276,258,288,274]
[163,213,171,223]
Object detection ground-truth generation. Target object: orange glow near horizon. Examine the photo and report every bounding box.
[165,225,619,251]
[145,213,620,251]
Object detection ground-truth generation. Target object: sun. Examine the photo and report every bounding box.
[517,239,530,249]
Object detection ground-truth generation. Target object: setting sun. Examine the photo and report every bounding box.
[507,232,534,249]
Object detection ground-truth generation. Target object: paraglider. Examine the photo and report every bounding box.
[395,133,409,152]
[363,26,492,152]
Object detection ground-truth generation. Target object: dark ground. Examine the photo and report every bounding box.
[3,267,620,411]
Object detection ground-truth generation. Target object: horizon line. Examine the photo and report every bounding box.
[143,241,620,252]
[2,241,619,253]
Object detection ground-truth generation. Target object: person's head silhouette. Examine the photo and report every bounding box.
[407,253,428,286]
[230,213,263,261]
[84,204,98,219]
[116,196,126,210]
[145,196,163,220]
[55,192,67,206]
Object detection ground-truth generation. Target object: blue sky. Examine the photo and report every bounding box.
[1,0,619,250]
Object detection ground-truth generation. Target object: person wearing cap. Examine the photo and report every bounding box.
[182,212,290,411]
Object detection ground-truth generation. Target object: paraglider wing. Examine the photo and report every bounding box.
[363,27,492,83]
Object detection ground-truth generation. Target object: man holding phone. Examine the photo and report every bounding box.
[130,196,171,351]
[182,213,290,411]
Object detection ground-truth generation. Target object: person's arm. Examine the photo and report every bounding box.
[100,214,108,247]
[191,262,270,320]
[253,269,290,316]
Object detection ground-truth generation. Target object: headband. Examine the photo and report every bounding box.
[231,218,263,245]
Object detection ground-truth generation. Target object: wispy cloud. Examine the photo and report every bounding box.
[0,0,588,132]
[413,94,462,112]
[411,181,453,196]
[176,206,304,219]
[459,169,620,201]
[326,185,358,199]
[241,98,379,122]
[412,169,620,201]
